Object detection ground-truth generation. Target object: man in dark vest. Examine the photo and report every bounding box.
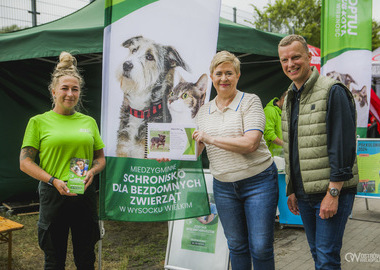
[278,34,358,270]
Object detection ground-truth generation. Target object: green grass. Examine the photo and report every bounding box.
[0,212,168,269]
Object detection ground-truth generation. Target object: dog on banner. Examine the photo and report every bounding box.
[116,35,189,158]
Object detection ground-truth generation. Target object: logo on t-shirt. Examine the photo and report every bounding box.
[80,128,91,133]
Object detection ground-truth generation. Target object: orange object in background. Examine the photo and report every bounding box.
[0,216,24,270]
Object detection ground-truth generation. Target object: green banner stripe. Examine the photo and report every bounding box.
[104,0,159,27]
[105,0,125,8]
[183,128,196,155]
[321,0,372,62]
[321,47,364,66]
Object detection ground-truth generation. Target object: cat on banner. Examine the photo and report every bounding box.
[100,0,221,222]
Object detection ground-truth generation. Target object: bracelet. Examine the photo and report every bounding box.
[48,176,56,186]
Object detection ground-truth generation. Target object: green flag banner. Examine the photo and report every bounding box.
[321,0,372,138]
[104,0,158,26]
[101,0,220,221]
[100,157,210,222]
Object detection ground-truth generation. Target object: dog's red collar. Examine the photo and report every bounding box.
[129,103,162,119]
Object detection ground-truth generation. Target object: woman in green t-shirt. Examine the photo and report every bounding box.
[20,51,106,269]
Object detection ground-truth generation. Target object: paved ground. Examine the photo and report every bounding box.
[274,197,380,270]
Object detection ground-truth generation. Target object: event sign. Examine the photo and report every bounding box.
[99,158,211,222]
[357,139,380,197]
[165,171,229,270]
[100,0,221,221]
[321,0,372,138]
[181,197,218,253]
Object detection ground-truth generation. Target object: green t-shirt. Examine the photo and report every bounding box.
[22,110,105,181]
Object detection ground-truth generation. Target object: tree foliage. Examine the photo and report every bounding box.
[373,20,380,51]
[0,25,22,33]
[249,0,380,50]
[249,0,321,47]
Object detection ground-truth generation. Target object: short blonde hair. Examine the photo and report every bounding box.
[49,52,84,110]
[209,51,240,75]
[278,34,309,54]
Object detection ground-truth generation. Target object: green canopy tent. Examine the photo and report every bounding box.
[0,0,290,202]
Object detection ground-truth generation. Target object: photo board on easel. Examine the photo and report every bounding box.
[356,138,380,198]
[164,170,229,270]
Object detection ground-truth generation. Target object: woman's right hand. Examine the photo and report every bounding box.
[53,179,77,196]
[192,130,206,157]
[20,147,75,196]
[192,130,213,145]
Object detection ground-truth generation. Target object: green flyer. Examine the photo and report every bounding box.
[67,158,88,194]
[181,197,218,253]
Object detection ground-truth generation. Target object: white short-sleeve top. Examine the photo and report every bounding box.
[196,90,273,182]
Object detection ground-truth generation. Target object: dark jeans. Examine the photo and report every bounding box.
[213,162,279,270]
[38,185,100,270]
[297,193,355,270]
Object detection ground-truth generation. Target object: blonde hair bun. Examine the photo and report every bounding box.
[48,51,84,108]
[56,51,78,71]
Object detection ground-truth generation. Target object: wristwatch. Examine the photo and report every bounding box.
[48,177,56,186]
[328,187,340,197]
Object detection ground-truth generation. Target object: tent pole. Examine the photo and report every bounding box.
[28,0,40,27]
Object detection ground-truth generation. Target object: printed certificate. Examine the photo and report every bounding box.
[146,123,197,161]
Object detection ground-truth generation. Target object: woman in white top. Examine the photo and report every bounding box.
[193,51,278,270]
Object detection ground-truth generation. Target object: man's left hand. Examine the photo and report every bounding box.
[319,194,339,219]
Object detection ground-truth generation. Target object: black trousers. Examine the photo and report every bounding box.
[38,185,100,270]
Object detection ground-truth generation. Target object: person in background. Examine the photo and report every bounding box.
[263,91,287,156]
[193,51,278,270]
[367,114,380,138]
[19,51,106,270]
[278,34,358,270]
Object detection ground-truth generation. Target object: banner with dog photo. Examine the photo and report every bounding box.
[321,0,372,138]
[100,0,221,221]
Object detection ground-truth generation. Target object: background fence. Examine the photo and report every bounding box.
[0,0,92,30]
[0,0,254,31]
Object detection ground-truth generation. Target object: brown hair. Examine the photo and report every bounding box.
[278,34,309,54]
[209,51,240,75]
